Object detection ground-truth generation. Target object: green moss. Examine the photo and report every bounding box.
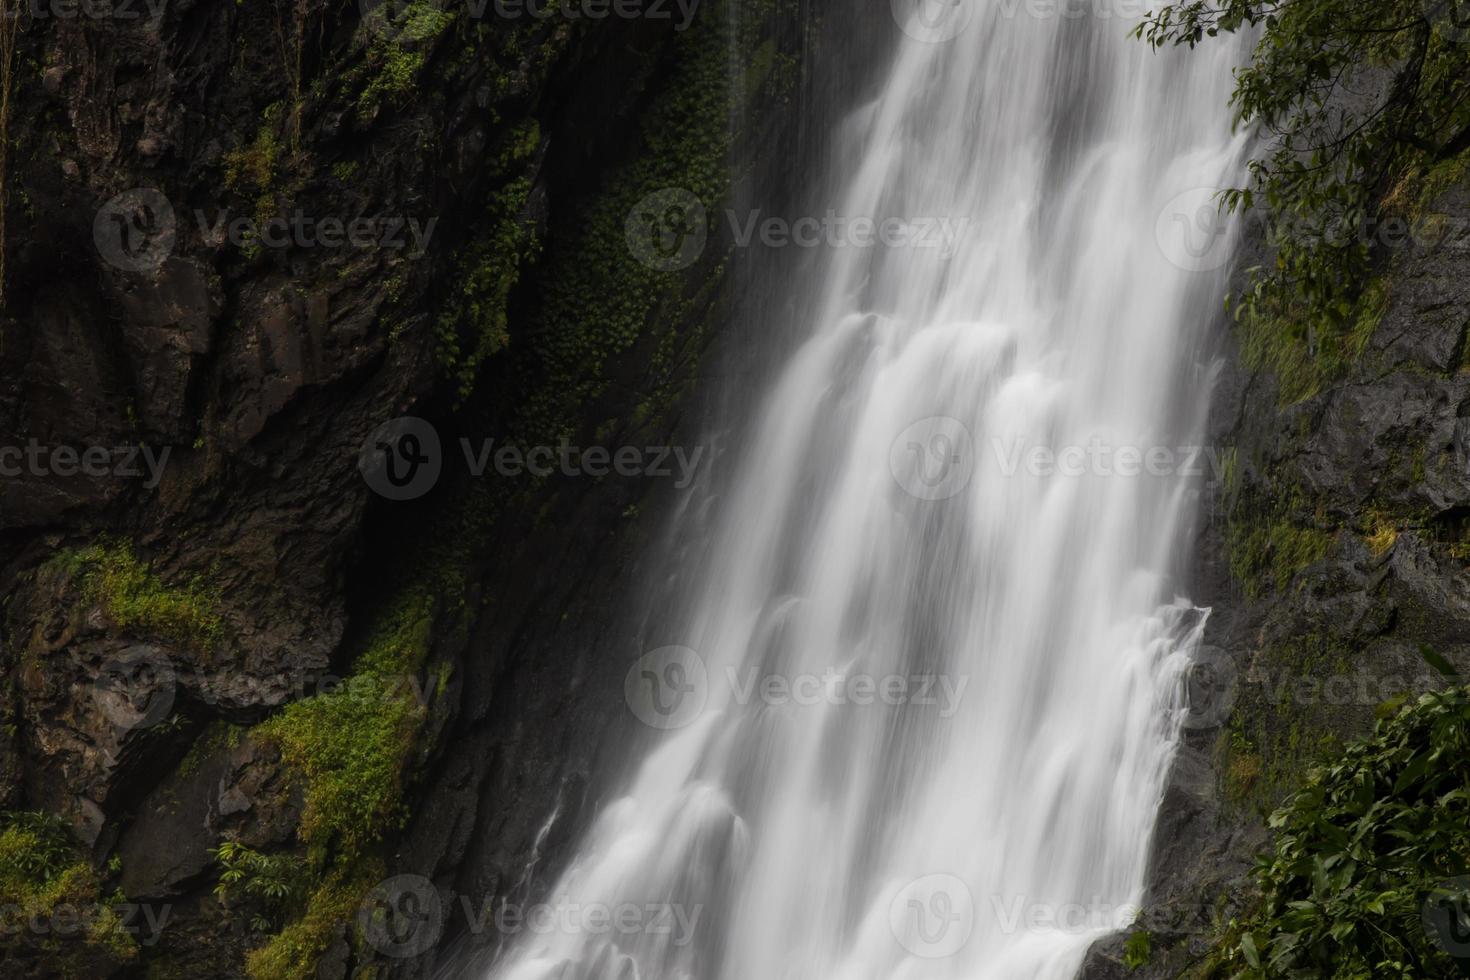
[224,109,283,196]
[506,0,781,447]
[435,122,543,400]
[244,864,381,980]
[1123,929,1154,971]
[1220,445,1240,504]
[1238,277,1387,407]
[1223,470,1336,598]
[239,584,442,975]
[253,592,433,864]
[356,3,455,119]
[69,542,224,648]
[1227,510,1334,599]
[0,811,78,905]
[743,38,779,102]
[1224,743,1263,806]
[1384,153,1470,222]
[1218,626,1362,815]
[1347,279,1388,359]
[256,682,417,863]
[1363,508,1399,558]
[0,811,137,963]
[353,589,436,679]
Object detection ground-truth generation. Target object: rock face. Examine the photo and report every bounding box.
[1080,181,1470,978]
[8,4,1463,978]
[0,1,806,976]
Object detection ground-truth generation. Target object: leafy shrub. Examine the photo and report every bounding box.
[0,811,137,962]
[213,840,309,932]
[1214,677,1470,977]
[1138,2,1470,399]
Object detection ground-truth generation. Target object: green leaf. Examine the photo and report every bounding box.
[1419,645,1461,682]
[1241,931,1261,969]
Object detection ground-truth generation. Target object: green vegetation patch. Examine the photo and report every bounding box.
[243,589,436,979]
[0,811,85,908]
[507,0,790,446]
[1123,928,1154,971]
[356,2,456,119]
[223,108,283,197]
[1206,681,1470,978]
[1237,279,1388,406]
[0,811,137,963]
[434,122,544,400]
[243,863,383,980]
[1139,1,1470,384]
[256,679,420,863]
[1226,493,1335,599]
[213,840,310,933]
[253,589,435,865]
[63,542,224,649]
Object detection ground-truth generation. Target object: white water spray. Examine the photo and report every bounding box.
[468,2,1247,977]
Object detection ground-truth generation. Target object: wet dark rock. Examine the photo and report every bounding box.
[0,0,805,974]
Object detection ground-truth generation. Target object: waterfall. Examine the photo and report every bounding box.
[462,2,1247,977]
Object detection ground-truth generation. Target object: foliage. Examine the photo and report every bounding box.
[1137,1,1470,399]
[243,583,437,976]
[1226,739,1265,805]
[1365,509,1400,557]
[0,811,78,900]
[223,109,283,196]
[1237,277,1385,405]
[213,840,309,932]
[1212,681,1470,977]
[1226,497,1335,598]
[1124,928,1154,970]
[434,122,543,400]
[255,672,421,863]
[70,542,224,648]
[507,0,787,446]
[252,590,434,864]
[356,2,455,119]
[244,864,382,980]
[0,811,137,962]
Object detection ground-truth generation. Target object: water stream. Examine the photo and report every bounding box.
[467,2,1247,977]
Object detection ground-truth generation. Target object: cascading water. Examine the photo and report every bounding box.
[463,2,1248,977]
